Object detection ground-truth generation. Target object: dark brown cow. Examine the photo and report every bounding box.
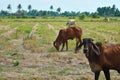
[76,38,120,80]
[53,26,82,51]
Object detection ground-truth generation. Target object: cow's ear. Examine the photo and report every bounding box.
[96,42,102,47]
[91,42,100,56]
[90,38,94,42]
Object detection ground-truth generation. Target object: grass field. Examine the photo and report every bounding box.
[0,18,120,80]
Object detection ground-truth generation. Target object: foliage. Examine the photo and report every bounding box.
[7,4,11,12]
[79,14,86,20]
[28,5,32,11]
[97,4,120,17]
[0,4,120,18]
[56,7,61,13]
[91,12,100,18]
[12,60,19,66]
[17,4,22,11]
[50,5,53,11]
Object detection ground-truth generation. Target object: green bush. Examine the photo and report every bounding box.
[79,14,86,20]
[12,60,19,67]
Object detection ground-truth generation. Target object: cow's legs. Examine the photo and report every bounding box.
[103,69,110,80]
[75,37,82,53]
[79,38,82,44]
[95,71,100,80]
[75,38,79,50]
[61,42,65,51]
[65,41,68,51]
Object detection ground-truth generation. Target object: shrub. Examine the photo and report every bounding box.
[12,60,19,67]
[79,14,86,20]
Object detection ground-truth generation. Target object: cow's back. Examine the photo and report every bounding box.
[69,26,82,37]
[56,26,82,42]
[102,44,120,70]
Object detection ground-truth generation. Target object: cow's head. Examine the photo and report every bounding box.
[66,20,75,27]
[76,38,101,56]
[53,41,60,51]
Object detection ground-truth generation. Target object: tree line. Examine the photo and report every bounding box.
[97,5,120,16]
[0,4,120,19]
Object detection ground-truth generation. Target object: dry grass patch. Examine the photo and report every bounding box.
[31,47,44,53]
[23,39,45,53]
[23,40,37,49]
[0,55,13,66]
[0,25,10,31]
[0,27,18,39]
[46,52,67,58]
[3,42,16,51]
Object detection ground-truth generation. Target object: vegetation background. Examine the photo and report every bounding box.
[0,4,120,19]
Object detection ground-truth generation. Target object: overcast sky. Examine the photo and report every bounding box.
[0,0,120,12]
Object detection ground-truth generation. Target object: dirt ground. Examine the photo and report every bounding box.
[0,24,120,80]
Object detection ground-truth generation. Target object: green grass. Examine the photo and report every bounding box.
[0,18,120,50]
[0,18,120,80]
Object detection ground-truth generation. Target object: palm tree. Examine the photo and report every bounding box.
[17,4,22,11]
[16,4,22,16]
[50,5,53,11]
[57,7,61,13]
[7,4,11,13]
[28,5,32,12]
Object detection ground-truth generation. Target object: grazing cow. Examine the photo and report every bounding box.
[76,38,120,80]
[66,19,76,27]
[53,26,82,51]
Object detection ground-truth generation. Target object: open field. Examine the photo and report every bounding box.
[0,18,120,80]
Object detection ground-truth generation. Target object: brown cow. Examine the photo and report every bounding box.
[76,38,120,80]
[53,26,82,51]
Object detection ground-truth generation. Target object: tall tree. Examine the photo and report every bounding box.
[28,5,32,11]
[115,8,120,16]
[7,4,11,13]
[50,5,53,11]
[57,7,61,13]
[97,5,120,17]
[111,4,116,16]
[17,4,22,11]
